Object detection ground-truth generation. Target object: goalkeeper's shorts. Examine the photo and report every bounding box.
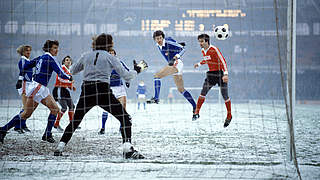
[172,59,183,75]
[26,81,50,103]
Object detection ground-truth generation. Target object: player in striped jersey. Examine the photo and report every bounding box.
[14,45,33,133]
[99,48,130,135]
[52,56,77,132]
[0,40,72,144]
[193,34,232,127]
[147,30,196,115]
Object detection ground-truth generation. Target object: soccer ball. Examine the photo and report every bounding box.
[214,24,230,40]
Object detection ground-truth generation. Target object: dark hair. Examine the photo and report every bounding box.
[94,33,113,51]
[42,40,59,52]
[198,34,210,44]
[62,55,72,65]
[153,30,165,39]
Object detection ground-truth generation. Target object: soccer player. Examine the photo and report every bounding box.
[98,48,129,135]
[136,80,147,110]
[147,30,196,114]
[14,45,33,133]
[54,33,147,159]
[0,40,72,144]
[193,34,232,127]
[52,56,76,132]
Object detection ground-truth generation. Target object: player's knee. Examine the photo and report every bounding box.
[177,87,185,93]
[154,74,160,78]
[50,106,60,115]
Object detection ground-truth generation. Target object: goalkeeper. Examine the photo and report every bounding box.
[98,48,130,135]
[147,30,196,115]
[54,33,147,159]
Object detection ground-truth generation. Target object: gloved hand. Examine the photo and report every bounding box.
[69,75,73,82]
[16,80,22,89]
[133,60,148,73]
[125,82,130,88]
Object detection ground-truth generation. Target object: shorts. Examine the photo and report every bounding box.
[17,81,32,96]
[173,59,183,75]
[52,87,71,101]
[26,81,50,103]
[110,85,127,99]
[138,94,146,103]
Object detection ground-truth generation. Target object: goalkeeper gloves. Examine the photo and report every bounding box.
[16,80,22,89]
[133,60,148,74]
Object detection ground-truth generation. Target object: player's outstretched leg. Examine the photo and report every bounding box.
[147,78,161,104]
[181,90,196,111]
[123,142,145,159]
[223,99,232,128]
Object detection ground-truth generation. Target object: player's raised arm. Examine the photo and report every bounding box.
[70,53,85,75]
[51,58,71,80]
[108,54,137,82]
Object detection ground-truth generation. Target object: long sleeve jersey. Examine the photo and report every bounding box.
[18,56,33,82]
[71,50,137,83]
[24,52,71,86]
[54,65,73,88]
[198,45,229,75]
[136,84,146,95]
[157,37,185,62]
[110,61,130,87]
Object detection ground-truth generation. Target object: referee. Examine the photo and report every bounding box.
[54,33,147,159]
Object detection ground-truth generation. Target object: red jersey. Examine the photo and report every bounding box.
[54,65,73,88]
[199,45,228,75]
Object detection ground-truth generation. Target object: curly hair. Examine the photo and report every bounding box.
[42,40,59,52]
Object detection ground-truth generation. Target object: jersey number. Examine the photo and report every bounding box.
[35,58,43,75]
[94,52,99,65]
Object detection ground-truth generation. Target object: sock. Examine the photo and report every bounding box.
[68,111,74,121]
[143,103,146,110]
[195,96,206,114]
[154,78,161,100]
[1,114,23,131]
[14,109,25,129]
[102,112,108,129]
[45,114,56,136]
[182,90,197,111]
[54,111,64,127]
[225,99,232,119]
[137,102,140,110]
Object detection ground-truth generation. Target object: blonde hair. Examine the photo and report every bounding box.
[16,45,32,55]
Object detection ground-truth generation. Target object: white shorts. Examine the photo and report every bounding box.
[173,59,183,75]
[111,85,127,99]
[25,81,50,103]
[138,94,146,103]
[17,81,32,96]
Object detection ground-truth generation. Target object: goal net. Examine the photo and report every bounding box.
[1,0,319,179]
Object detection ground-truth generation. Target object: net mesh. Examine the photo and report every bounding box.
[0,0,319,179]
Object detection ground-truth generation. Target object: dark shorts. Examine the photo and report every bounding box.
[201,71,229,100]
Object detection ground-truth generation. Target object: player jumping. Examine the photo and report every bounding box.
[147,30,196,114]
[193,34,232,128]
